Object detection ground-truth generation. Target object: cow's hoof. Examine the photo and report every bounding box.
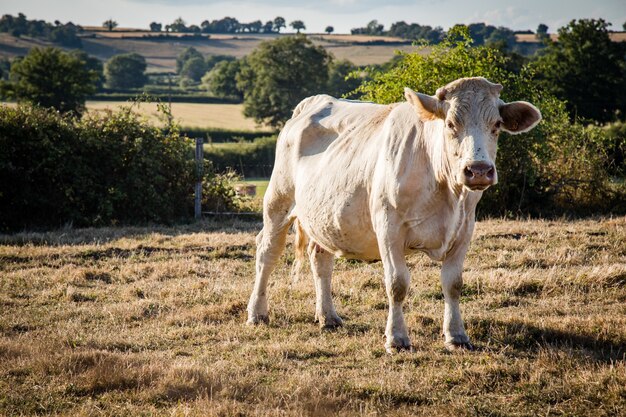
[247,315,269,325]
[385,335,413,354]
[445,341,475,352]
[319,315,343,330]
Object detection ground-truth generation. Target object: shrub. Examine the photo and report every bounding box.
[201,169,250,212]
[354,26,624,216]
[600,121,626,176]
[0,104,196,231]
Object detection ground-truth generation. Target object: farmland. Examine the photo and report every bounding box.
[86,101,270,132]
[0,217,624,416]
[0,31,420,72]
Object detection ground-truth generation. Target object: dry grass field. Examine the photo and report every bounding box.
[1,217,625,416]
[85,101,270,131]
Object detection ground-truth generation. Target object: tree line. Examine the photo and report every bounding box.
[0,13,82,47]
[352,19,543,48]
[146,16,306,34]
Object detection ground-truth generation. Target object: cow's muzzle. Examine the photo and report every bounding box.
[463,161,496,190]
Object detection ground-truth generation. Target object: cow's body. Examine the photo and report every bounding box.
[285,95,479,262]
[247,77,541,352]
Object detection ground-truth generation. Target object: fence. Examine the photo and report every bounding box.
[194,137,271,218]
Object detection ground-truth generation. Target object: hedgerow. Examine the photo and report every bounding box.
[0,104,243,231]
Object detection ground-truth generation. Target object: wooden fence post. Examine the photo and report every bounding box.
[195,137,203,220]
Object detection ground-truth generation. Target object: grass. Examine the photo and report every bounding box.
[85,101,271,131]
[0,217,625,416]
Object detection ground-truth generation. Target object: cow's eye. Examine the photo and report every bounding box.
[492,120,502,135]
[447,121,455,131]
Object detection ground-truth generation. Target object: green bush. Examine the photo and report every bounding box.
[204,136,277,178]
[354,26,624,217]
[0,104,196,231]
[201,169,251,212]
[600,121,626,176]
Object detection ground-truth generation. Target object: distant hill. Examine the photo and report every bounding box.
[0,29,418,72]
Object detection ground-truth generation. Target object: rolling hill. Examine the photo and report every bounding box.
[0,29,419,72]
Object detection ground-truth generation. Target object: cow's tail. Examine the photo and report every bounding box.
[291,218,309,282]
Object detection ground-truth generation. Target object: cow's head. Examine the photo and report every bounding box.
[404,77,541,191]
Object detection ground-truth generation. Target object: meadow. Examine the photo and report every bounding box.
[0,217,624,416]
[86,101,270,132]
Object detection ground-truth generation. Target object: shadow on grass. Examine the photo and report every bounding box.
[468,317,625,362]
[0,218,262,247]
[0,243,255,267]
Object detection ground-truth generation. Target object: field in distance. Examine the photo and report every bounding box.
[0,31,420,71]
[87,101,270,132]
[0,217,624,415]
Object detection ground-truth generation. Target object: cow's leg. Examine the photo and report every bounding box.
[379,238,412,353]
[308,242,342,328]
[440,222,474,351]
[247,196,293,325]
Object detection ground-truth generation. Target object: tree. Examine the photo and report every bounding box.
[48,23,82,47]
[290,20,306,34]
[169,17,187,32]
[205,54,236,71]
[2,47,98,114]
[485,26,516,50]
[623,21,626,31]
[366,20,384,35]
[104,53,147,89]
[176,46,204,73]
[325,26,334,35]
[236,36,331,127]
[70,50,104,90]
[0,58,10,80]
[536,23,548,40]
[180,56,207,82]
[273,16,286,33]
[103,19,117,32]
[326,59,360,98]
[533,19,625,122]
[149,22,162,32]
[387,21,444,43]
[202,59,243,99]
[263,21,274,33]
[248,20,263,33]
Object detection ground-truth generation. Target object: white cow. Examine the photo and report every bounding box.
[247,77,541,352]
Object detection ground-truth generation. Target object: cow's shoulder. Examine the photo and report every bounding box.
[291,94,338,119]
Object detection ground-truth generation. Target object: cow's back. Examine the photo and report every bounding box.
[273,95,398,259]
[282,95,390,160]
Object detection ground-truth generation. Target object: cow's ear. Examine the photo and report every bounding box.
[499,101,542,134]
[404,87,446,120]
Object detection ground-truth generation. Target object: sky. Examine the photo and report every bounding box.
[2,0,625,34]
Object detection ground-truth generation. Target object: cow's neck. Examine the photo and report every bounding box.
[423,120,464,199]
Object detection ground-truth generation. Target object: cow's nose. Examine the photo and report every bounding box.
[463,161,495,188]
